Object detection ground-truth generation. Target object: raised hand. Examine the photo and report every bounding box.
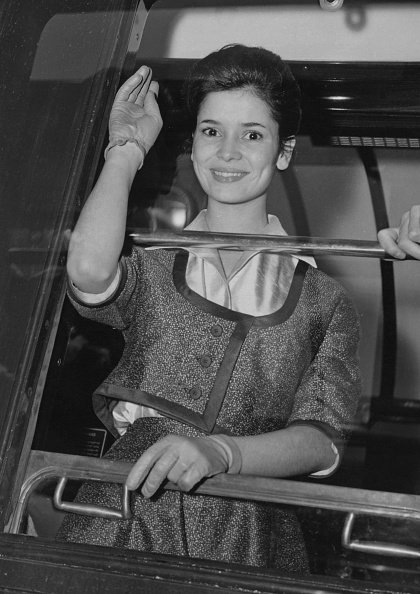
[378,205,420,260]
[107,65,163,157]
[125,434,242,498]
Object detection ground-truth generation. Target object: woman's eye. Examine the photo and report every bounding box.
[244,131,262,141]
[202,127,220,137]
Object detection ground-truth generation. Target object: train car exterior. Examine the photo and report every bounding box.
[1,1,420,592]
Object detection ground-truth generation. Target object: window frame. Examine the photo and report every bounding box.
[2,0,420,591]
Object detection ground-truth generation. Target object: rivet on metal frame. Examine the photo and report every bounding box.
[319,0,344,10]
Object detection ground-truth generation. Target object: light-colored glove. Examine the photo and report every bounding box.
[125,434,242,498]
[378,205,420,260]
[104,65,163,166]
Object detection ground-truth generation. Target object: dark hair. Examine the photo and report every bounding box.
[184,44,301,152]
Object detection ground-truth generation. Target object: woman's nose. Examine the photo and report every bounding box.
[217,136,241,160]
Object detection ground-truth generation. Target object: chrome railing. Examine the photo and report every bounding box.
[129,229,412,259]
[9,450,420,559]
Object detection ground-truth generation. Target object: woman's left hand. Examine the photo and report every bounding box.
[378,205,420,259]
[125,434,233,497]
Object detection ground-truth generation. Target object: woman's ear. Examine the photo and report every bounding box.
[276,137,296,170]
[191,134,194,162]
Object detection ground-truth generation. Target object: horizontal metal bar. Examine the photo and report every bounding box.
[128,229,413,260]
[9,450,420,534]
[342,512,420,559]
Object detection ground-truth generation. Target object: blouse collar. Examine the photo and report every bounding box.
[184,210,316,273]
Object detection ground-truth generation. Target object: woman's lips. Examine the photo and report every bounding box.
[210,169,248,183]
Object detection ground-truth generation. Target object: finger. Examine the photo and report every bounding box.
[167,459,190,484]
[141,450,180,498]
[397,237,420,260]
[408,205,420,242]
[377,228,406,259]
[398,215,420,259]
[143,81,160,108]
[149,80,159,97]
[128,66,151,103]
[125,439,171,491]
[115,66,149,102]
[132,67,152,106]
[402,243,420,259]
[143,83,162,125]
[176,464,206,492]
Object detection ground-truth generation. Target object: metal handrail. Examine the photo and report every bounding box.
[129,229,414,260]
[9,449,420,535]
[53,476,132,520]
[342,512,420,559]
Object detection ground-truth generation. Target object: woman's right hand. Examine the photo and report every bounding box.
[108,65,163,156]
[378,205,420,260]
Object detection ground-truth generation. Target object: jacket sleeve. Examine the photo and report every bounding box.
[66,248,141,330]
[287,290,362,447]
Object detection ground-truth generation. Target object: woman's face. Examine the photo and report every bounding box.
[192,88,283,207]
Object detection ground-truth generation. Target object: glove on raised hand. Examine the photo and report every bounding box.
[104,65,162,167]
[126,434,242,498]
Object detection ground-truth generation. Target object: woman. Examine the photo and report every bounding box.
[58,45,361,571]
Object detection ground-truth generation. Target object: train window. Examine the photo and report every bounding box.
[0,0,139,536]
[3,1,420,592]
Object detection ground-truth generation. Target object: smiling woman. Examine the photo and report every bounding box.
[57,44,361,572]
[192,89,283,210]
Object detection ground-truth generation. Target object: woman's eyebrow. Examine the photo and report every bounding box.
[199,118,266,128]
[242,122,266,128]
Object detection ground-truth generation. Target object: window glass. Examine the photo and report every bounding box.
[0,11,112,422]
[0,0,136,516]
[16,1,420,590]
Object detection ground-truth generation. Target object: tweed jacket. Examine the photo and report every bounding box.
[68,246,361,445]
